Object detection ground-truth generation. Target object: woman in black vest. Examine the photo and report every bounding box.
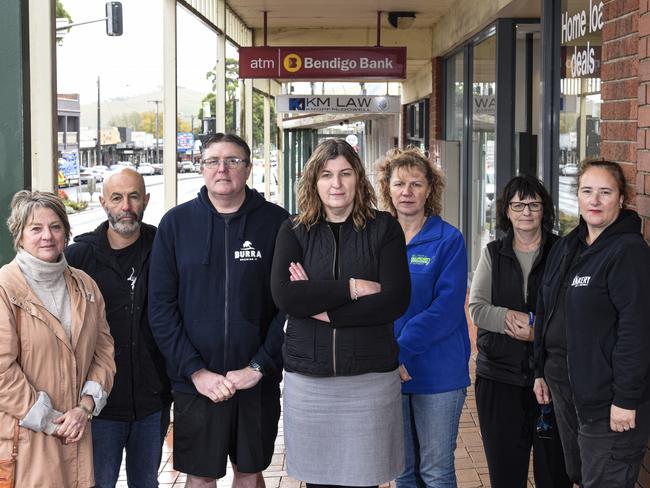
[271,139,410,488]
[468,175,570,488]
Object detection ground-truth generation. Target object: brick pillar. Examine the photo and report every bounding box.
[638,0,650,244]
[430,56,444,147]
[601,0,640,215]
[603,3,650,486]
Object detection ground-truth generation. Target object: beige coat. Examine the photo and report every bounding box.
[0,260,115,487]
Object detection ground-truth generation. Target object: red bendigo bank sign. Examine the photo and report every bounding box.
[239,46,407,79]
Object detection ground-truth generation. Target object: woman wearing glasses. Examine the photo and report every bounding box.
[469,175,571,488]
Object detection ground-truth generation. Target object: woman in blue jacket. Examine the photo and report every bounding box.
[377,147,471,488]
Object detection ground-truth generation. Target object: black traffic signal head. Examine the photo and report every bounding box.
[106,2,123,36]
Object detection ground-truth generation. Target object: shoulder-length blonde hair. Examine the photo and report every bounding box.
[295,138,377,230]
[376,146,445,217]
[6,190,71,250]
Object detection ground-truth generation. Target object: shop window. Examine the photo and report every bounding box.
[558,0,603,234]
[405,99,429,150]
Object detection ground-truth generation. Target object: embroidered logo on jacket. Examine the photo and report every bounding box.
[235,240,262,261]
[571,275,591,287]
[410,254,431,266]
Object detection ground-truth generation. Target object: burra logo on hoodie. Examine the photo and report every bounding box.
[235,240,262,261]
[571,274,591,287]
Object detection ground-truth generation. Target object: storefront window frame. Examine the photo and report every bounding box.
[443,18,540,269]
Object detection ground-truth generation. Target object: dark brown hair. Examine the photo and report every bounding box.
[201,132,251,163]
[295,138,376,230]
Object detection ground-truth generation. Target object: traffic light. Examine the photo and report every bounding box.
[106,2,123,36]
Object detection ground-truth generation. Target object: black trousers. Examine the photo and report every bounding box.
[474,376,572,488]
[546,373,650,488]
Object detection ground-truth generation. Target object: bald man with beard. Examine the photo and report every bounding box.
[66,168,171,488]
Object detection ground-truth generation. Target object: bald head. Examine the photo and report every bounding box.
[102,167,146,198]
[100,167,150,241]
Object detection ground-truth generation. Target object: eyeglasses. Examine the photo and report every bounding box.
[201,157,249,169]
[509,201,543,212]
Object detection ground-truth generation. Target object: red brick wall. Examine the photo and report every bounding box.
[602,1,650,485]
[638,0,650,244]
[637,0,650,484]
[601,0,639,211]
[430,56,444,145]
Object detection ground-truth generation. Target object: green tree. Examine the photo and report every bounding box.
[198,59,277,147]
[198,58,239,133]
[109,111,190,136]
[56,0,73,44]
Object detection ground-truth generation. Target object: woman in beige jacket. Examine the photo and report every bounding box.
[0,190,115,487]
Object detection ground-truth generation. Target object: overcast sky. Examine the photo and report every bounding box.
[56,0,228,104]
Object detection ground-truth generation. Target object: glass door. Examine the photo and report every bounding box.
[470,34,497,270]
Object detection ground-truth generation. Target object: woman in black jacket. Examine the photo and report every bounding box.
[469,175,570,488]
[271,139,410,488]
[534,160,650,488]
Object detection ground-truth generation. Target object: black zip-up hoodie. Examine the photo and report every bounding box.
[65,222,171,420]
[534,210,650,422]
[148,187,289,394]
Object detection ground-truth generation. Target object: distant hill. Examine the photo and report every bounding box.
[80,86,207,128]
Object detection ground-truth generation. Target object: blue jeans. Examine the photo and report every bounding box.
[397,388,466,488]
[92,408,170,488]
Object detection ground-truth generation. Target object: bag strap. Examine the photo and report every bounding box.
[11,305,21,460]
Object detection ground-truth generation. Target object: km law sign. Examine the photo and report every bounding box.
[239,46,406,79]
[276,95,401,114]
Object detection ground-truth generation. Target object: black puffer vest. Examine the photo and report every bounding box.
[283,212,399,376]
[476,230,558,387]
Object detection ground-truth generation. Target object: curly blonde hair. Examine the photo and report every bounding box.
[376,146,445,217]
[7,190,71,251]
[295,138,377,230]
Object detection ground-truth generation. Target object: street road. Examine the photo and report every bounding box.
[68,173,204,238]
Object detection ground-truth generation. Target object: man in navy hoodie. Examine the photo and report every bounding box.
[149,133,288,488]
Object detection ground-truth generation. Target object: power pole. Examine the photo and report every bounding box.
[96,76,101,165]
[148,99,161,164]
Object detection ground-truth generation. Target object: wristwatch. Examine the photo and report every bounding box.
[248,360,265,376]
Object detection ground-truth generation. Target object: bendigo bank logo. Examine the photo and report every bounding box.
[283,53,302,73]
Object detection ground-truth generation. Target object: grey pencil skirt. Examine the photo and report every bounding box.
[283,369,405,486]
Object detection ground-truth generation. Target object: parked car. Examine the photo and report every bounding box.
[136,163,156,176]
[79,166,95,184]
[151,163,163,175]
[90,165,110,182]
[561,163,579,176]
[178,161,194,173]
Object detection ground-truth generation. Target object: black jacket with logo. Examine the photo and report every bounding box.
[149,187,289,394]
[476,230,559,387]
[271,212,411,377]
[65,222,171,420]
[534,210,650,422]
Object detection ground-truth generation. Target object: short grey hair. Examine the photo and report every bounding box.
[7,190,71,250]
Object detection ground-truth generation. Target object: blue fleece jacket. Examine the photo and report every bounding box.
[148,186,289,394]
[395,215,471,394]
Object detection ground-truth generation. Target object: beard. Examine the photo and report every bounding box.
[106,209,143,236]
